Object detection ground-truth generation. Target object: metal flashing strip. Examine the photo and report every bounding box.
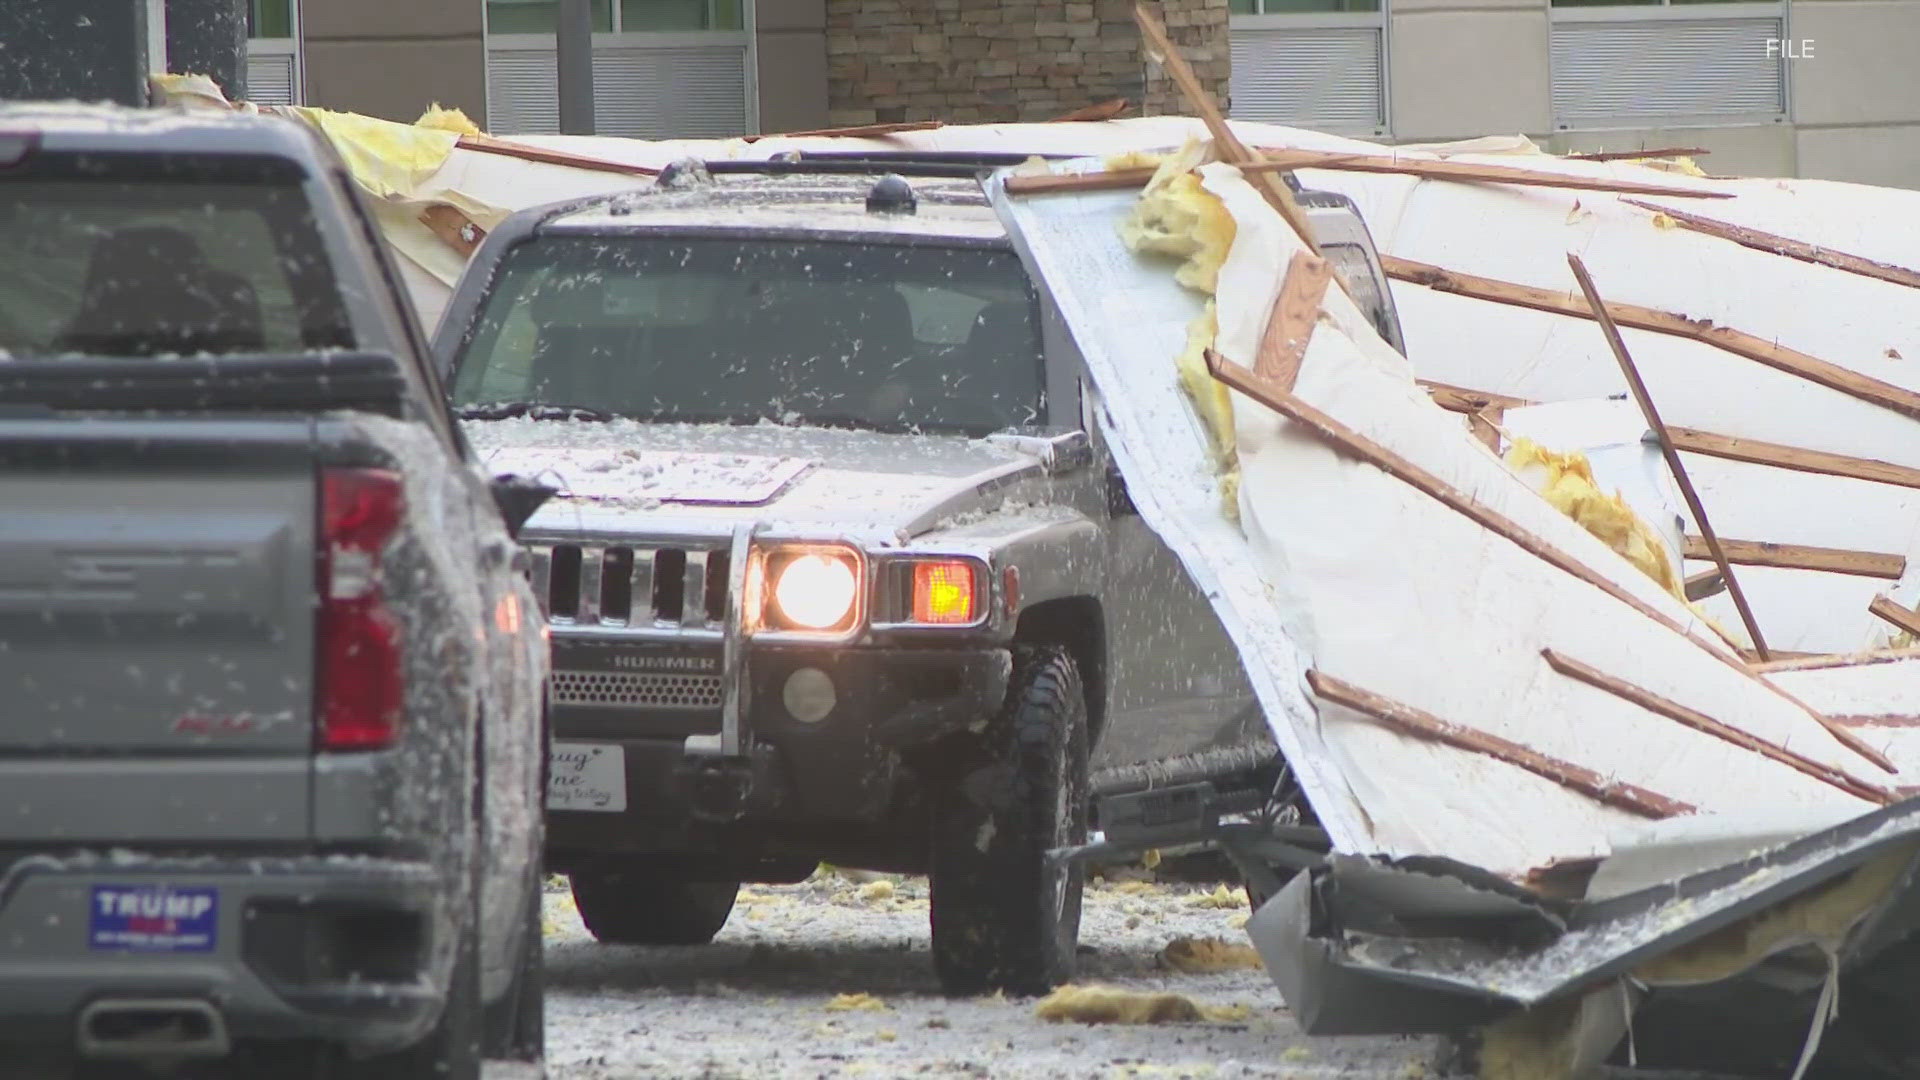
[1248,797,1920,1035]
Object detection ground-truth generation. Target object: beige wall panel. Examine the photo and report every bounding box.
[302,0,484,40]
[1796,123,1920,188]
[1388,9,1550,139]
[756,31,830,132]
[303,38,489,126]
[1786,0,1920,126]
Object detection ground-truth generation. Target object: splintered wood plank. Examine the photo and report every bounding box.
[739,120,942,142]
[1003,169,1158,197]
[1869,595,1920,638]
[1567,253,1771,662]
[456,133,658,176]
[1050,98,1131,122]
[1752,647,1920,673]
[1683,537,1908,580]
[1540,649,1894,805]
[1665,427,1920,493]
[1419,381,1535,415]
[1209,349,1902,774]
[1621,198,1920,293]
[1384,255,1920,423]
[1243,151,1732,200]
[419,204,486,257]
[1130,2,1318,252]
[1307,670,1694,818]
[1252,251,1333,391]
[1001,150,1727,201]
[1831,714,1920,729]
[1684,568,1726,601]
[1566,147,1708,162]
[1469,407,1504,453]
[1207,350,1727,652]
[1421,383,1920,492]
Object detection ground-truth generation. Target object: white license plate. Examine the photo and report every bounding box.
[547,742,627,812]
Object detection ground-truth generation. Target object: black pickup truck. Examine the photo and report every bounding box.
[0,104,550,1078]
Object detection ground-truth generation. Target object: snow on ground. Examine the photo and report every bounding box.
[538,868,1442,1079]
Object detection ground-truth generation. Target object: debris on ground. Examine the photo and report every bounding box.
[1034,985,1244,1025]
[1158,937,1264,974]
[825,992,892,1013]
[1185,884,1247,910]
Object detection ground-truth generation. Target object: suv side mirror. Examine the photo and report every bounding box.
[489,473,557,538]
[984,428,1092,475]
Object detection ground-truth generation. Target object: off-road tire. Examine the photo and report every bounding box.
[929,645,1090,996]
[570,867,739,946]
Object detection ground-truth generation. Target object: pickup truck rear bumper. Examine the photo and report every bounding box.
[0,852,448,1057]
[547,645,1012,865]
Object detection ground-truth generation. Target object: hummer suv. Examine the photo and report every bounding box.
[436,151,1404,994]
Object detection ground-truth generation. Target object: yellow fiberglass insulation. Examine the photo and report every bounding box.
[1113,144,1243,515]
[416,104,484,136]
[1504,437,1685,602]
[1116,156,1237,295]
[1033,985,1249,1025]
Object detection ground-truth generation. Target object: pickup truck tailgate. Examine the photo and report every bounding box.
[0,419,316,843]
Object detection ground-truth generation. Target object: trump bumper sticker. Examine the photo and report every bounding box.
[89,885,218,953]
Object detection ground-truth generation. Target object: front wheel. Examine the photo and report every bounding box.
[570,865,738,946]
[929,645,1090,996]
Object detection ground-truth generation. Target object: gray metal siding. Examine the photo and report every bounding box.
[1551,16,1787,124]
[486,43,748,137]
[1229,26,1386,131]
[245,51,298,106]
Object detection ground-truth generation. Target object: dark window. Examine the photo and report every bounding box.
[451,237,1046,436]
[248,0,295,37]
[485,0,615,32]
[0,156,354,359]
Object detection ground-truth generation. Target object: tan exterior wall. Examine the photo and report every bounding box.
[1373,0,1920,187]
[1785,0,1920,186]
[300,0,490,128]
[757,0,831,132]
[822,0,1226,126]
[1387,7,1550,141]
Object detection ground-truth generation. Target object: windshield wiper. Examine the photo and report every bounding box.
[456,401,620,422]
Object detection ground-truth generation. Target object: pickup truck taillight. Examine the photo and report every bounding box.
[317,468,405,751]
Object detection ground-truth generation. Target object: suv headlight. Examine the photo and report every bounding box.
[751,544,864,635]
[775,553,858,629]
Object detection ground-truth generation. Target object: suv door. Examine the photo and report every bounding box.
[1079,377,1267,784]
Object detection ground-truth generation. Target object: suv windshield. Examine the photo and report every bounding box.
[0,153,354,359]
[450,236,1046,435]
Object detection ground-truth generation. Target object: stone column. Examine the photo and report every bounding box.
[824,0,1227,126]
[165,0,249,101]
[0,0,153,106]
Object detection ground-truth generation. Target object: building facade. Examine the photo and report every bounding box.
[246,0,1920,187]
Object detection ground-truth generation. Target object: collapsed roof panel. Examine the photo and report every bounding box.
[990,157,1896,878]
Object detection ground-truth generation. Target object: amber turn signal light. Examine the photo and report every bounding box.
[912,560,978,625]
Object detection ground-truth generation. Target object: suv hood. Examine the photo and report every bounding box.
[463,417,1041,538]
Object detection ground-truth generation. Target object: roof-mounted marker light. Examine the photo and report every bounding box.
[866,174,917,215]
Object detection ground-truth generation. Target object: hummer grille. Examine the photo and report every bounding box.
[527,543,731,629]
[550,669,725,710]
